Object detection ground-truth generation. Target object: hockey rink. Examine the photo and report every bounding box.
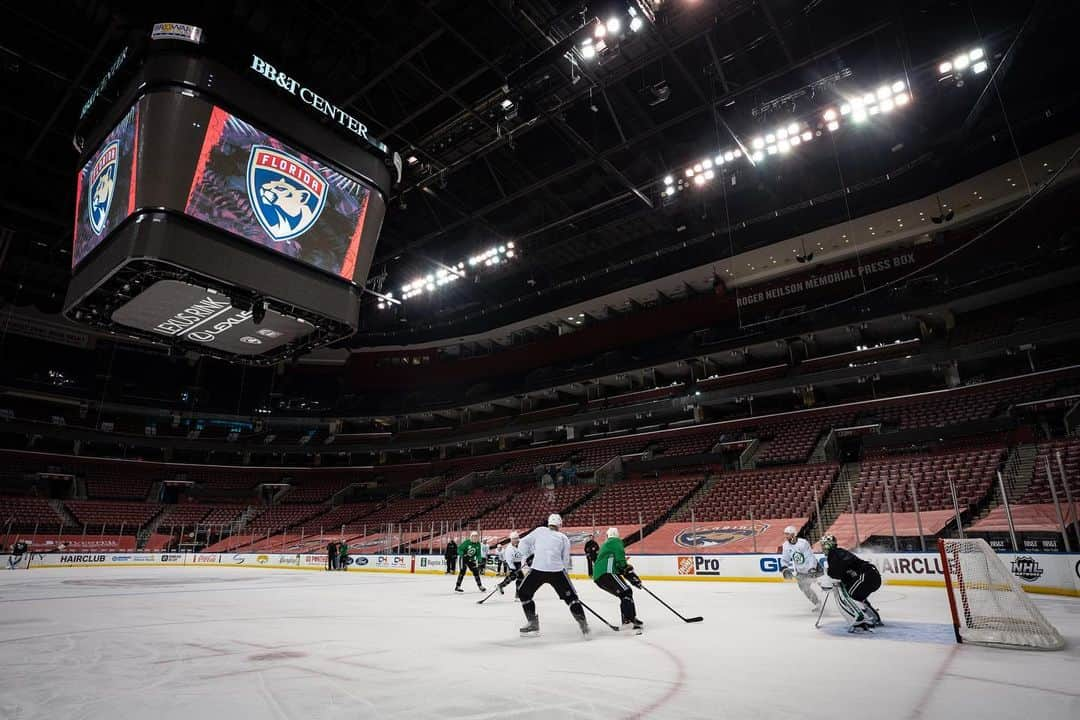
[0,568,1076,719]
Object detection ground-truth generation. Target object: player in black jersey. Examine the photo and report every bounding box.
[821,535,882,631]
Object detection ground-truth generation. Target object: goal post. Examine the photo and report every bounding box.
[937,538,1064,650]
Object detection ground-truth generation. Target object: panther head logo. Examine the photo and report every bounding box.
[674,524,767,549]
[247,146,327,242]
[88,140,119,236]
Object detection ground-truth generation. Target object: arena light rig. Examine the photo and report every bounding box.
[400,265,465,301]
[938,47,988,82]
[578,4,647,61]
[821,78,911,130]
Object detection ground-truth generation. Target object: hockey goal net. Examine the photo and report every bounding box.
[938,538,1064,650]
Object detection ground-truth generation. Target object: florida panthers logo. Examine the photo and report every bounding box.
[674,524,768,549]
[88,140,119,235]
[247,146,327,242]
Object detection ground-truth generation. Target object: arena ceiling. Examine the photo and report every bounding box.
[1,0,1078,352]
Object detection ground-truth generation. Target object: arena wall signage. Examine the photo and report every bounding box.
[249,55,389,155]
[19,552,1079,596]
[733,244,938,323]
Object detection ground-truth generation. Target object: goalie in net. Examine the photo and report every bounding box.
[938,538,1064,650]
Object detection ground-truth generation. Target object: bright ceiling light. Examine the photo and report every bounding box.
[868,105,880,116]
[939,61,953,74]
[581,44,596,60]
[840,103,851,115]
[776,127,788,140]
[876,86,891,100]
[969,48,984,61]
[972,61,987,74]
[862,93,875,105]
[752,137,765,149]
[685,168,694,177]
[826,120,840,132]
[852,108,867,123]
[724,151,735,162]
[787,122,800,136]
[953,53,969,70]
[895,92,910,106]
[892,80,905,94]
[766,133,776,143]
[507,241,514,249]
[629,16,644,32]
[777,139,791,153]
[801,130,812,142]
[703,169,715,180]
[693,174,706,186]
[664,186,675,196]
[663,175,674,185]
[606,17,621,34]
[594,22,606,38]
[506,250,514,258]
[702,158,713,169]
[693,163,703,172]
[789,135,801,146]
[766,145,777,155]
[715,154,725,165]
[751,150,764,162]
[823,108,837,122]
[881,98,895,112]
[732,149,742,158]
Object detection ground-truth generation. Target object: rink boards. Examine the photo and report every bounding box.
[7,550,1079,596]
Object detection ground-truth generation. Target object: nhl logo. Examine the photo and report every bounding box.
[88,140,119,236]
[247,146,327,242]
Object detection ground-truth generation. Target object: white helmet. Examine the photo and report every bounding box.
[470,531,479,538]
[547,513,563,527]
[783,525,798,536]
[509,531,520,540]
[606,527,620,539]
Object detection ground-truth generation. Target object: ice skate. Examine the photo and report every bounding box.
[519,617,539,636]
[576,616,591,638]
[454,586,463,593]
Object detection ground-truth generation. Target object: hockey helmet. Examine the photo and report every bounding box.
[509,531,520,540]
[606,527,620,538]
[547,513,563,527]
[783,525,798,537]
[470,531,479,538]
[820,534,837,552]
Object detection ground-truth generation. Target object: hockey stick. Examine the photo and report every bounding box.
[814,588,832,628]
[477,586,501,605]
[640,584,703,623]
[577,599,620,631]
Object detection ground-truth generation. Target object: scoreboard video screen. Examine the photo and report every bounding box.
[72,95,378,283]
[64,29,396,364]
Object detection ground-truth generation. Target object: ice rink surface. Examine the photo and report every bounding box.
[0,568,1077,720]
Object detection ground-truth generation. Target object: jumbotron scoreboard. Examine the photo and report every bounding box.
[65,23,399,363]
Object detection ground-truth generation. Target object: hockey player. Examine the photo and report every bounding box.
[516,514,589,637]
[780,525,823,610]
[821,535,882,631]
[454,531,487,593]
[444,538,457,574]
[337,540,349,571]
[584,533,600,576]
[592,527,643,633]
[496,531,525,598]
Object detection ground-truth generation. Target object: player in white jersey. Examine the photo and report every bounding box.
[515,514,589,636]
[496,531,525,599]
[780,525,823,610]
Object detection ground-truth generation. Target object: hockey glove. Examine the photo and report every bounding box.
[622,567,643,588]
[781,567,794,580]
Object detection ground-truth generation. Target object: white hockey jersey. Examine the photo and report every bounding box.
[781,537,820,573]
[503,542,523,568]
[517,526,570,572]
